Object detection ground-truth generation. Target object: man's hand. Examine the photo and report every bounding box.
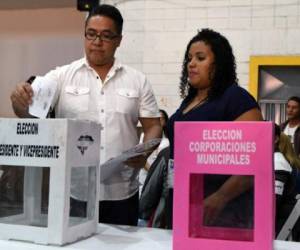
[10,82,34,117]
[124,152,150,169]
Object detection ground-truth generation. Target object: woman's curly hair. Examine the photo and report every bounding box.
[179,28,238,100]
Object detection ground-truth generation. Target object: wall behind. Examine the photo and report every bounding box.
[0,8,85,117]
[103,0,300,115]
[2,1,300,117]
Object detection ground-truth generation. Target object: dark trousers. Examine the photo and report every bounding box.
[293,169,300,193]
[70,192,139,226]
[99,192,139,226]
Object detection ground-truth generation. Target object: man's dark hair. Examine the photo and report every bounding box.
[288,96,300,106]
[159,109,169,136]
[85,4,123,35]
[179,28,238,100]
[159,109,169,123]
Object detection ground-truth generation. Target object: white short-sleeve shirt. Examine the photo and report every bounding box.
[44,57,160,200]
[274,152,292,196]
[283,124,298,148]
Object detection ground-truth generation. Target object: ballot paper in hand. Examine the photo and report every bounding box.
[100,138,161,181]
[29,76,57,118]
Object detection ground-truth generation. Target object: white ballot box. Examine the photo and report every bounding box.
[0,118,101,245]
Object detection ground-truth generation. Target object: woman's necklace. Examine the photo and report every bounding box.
[183,96,208,114]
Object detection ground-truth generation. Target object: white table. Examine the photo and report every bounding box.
[0,223,298,250]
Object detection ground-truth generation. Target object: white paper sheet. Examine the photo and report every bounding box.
[100,138,161,181]
[29,76,57,118]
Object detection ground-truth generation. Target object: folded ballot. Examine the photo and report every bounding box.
[29,76,57,118]
[100,138,161,181]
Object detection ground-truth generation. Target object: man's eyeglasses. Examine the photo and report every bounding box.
[85,30,119,42]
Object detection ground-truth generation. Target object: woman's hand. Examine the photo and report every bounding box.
[203,191,228,225]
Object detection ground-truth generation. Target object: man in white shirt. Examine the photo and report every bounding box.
[281,96,300,157]
[281,96,300,195]
[10,4,162,226]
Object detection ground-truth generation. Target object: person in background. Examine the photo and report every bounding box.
[281,96,300,157]
[274,124,300,238]
[144,109,169,170]
[139,109,169,193]
[281,96,300,193]
[138,109,170,228]
[10,4,161,226]
[159,109,169,136]
[278,129,300,171]
[166,28,263,228]
[138,146,170,228]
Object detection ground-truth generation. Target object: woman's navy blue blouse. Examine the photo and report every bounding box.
[166,84,259,229]
[167,84,259,158]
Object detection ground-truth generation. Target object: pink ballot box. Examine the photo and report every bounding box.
[173,122,274,250]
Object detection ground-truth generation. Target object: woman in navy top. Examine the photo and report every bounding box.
[167,29,263,228]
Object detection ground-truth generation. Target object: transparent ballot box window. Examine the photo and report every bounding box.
[69,166,97,226]
[0,165,50,227]
[189,173,254,242]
